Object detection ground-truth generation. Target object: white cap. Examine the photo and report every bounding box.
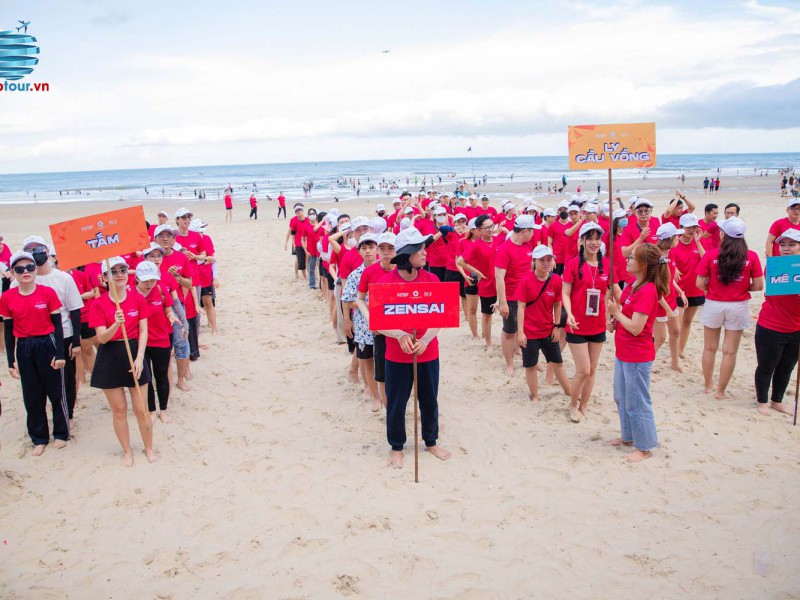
[156,210,169,217]
[175,207,192,218]
[142,242,164,257]
[101,256,128,274]
[399,217,412,231]
[350,216,371,231]
[154,224,178,237]
[557,200,570,210]
[787,197,800,208]
[679,213,699,228]
[357,233,379,247]
[377,232,397,247]
[583,203,599,214]
[453,212,467,221]
[502,202,516,212]
[403,206,414,215]
[656,223,685,240]
[612,208,627,221]
[135,261,161,281]
[634,198,653,209]
[531,245,555,259]
[371,217,388,234]
[467,218,478,230]
[627,195,639,208]
[514,215,538,229]
[9,251,35,268]
[599,201,611,215]
[293,204,304,212]
[376,204,386,211]
[22,235,48,250]
[392,198,402,205]
[543,208,557,218]
[394,227,433,252]
[433,206,447,216]
[775,228,800,244]
[567,204,581,213]
[579,222,604,238]
[189,218,207,233]
[337,221,352,233]
[719,217,746,239]
[173,242,183,252]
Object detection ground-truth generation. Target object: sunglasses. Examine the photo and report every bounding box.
[13,263,36,274]
[109,267,129,276]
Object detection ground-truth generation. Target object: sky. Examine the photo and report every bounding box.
[1,0,798,174]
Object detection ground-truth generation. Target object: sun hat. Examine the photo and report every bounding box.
[350,216,371,231]
[612,208,627,221]
[142,242,164,257]
[189,218,207,233]
[583,203,599,214]
[376,204,386,211]
[135,261,161,281]
[390,228,434,263]
[357,233,379,247]
[679,213,699,228]
[656,223,685,240]
[377,232,397,247]
[775,228,800,244]
[719,217,746,239]
[634,198,653,209]
[371,217,388,234]
[101,256,128,274]
[514,215,539,229]
[579,222,604,238]
[532,245,555,259]
[175,207,192,218]
[453,212,468,221]
[543,208,557,218]
[22,235,48,251]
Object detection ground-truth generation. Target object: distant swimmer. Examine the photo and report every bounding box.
[16,20,30,33]
[382,49,390,54]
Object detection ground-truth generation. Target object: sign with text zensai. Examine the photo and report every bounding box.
[368,282,460,331]
[765,255,800,296]
[568,122,656,170]
[49,206,150,271]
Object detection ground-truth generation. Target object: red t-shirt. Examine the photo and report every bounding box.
[563,255,611,335]
[698,219,720,251]
[198,235,215,288]
[620,217,661,248]
[494,238,532,301]
[758,294,800,333]
[304,222,320,257]
[250,196,257,208]
[278,195,286,208]
[549,220,569,263]
[602,232,628,284]
[655,261,678,317]
[768,217,800,256]
[176,230,205,274]
[0,242,11,266]
[477,206,498,218]
[376,268,440,363]
[338,247,363,281]
[445,232,466,271]
[516,272,562,339]
[696,249,763,302]
[140,282,174,348]
[84,262,104,291]
[358,262,394,294]
[224,193,233,209]
[564,221,583,263]
[463,237,500,297]
[69,269,94,323]
[161,250,197,319]
[670,239,704,297]
[615,282,658,363]
[89,291,149,341]
[289,216,308,247]
[415,218,447,268]
[0,285,61,337]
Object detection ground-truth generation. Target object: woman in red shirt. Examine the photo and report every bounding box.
[456,218,480,340]
[671,213,706,357]
[653,223,688,373]
[89,256,156,467]
[606,244,670,463]
[754,228,800,416]
[696,218,764,400]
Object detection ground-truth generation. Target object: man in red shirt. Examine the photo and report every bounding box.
[249,194,258,219]
[147,211,170,240]
[277,192,287,219]
[620,198,661,256]
[376,228,451,469]
[495,215,539,376]
[285,204,309,281]
[765,198,800,256]
[698,203,720,252]
[477,196,498,218]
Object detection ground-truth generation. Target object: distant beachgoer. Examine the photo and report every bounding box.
[249,194,258,219]
[224,191,233,223]
[703,177,710,194]
[277,192,287,218]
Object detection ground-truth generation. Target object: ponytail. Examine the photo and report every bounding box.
[632,244,670,299]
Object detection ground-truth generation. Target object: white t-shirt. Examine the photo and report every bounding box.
[12,268,84,337]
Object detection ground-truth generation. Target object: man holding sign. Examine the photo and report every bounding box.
[373,228,453,470]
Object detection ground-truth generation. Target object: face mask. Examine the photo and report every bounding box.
[347,237,357,249]
[436,216,447,223]
[559,211,569,220]
[619,218,629,228]
[308,214,317,222]
[32,251,49,267]
[377,211,385,217]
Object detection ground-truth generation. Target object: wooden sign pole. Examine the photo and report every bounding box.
[412,333,419,483]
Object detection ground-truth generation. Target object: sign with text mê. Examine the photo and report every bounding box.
[368,282,460,331]
[765,255,800,296]
[568,122,656,170]
[49,205,150,271]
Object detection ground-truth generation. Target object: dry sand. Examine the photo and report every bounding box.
[1,173,798,598]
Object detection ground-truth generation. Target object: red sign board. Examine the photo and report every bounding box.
[49,206,150,271]
[368,282,460,331]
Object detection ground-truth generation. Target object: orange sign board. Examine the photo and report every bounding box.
[49,205,150,271]
[568,122,656,170]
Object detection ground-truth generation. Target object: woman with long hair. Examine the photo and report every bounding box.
[671,213,706,357]
[606,244,671,463]
[696,218,764,400]
[653,224,687,372]
[457,218,481,340]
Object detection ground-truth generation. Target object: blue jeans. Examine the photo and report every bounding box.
[307,255,318,289]
[172,320,190,360]
[613,358,658,451]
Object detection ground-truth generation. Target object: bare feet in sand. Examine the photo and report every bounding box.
[505,366,515,377]
[771,401,793,415]
[32,444,46,456]
[426,445,452,460]
[200,343,209,351]
[704,386,713,395]
[145,448,159,463]
[714,390,731,401]
[756,404,771,416]
[53,439,67,449]
[625,449,652,463]
[544,377,556,386]
[529,394,540,403]
[670,362,683,373]
[606,438,633,447]
[159,411,172,423]
[569,405,582,423]
[370,397,382,412]
[122,452,134,467]
[348,370,360,384]
[388,450,404,469]
[177,380,191,392]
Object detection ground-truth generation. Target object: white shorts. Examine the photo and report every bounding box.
[699,299,751,330]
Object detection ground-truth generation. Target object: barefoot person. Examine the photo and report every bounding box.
[89,257,156,467]
[606,244,670,463]
[754,228,800,416]
[653,223,687,372]
[377,228,451,468]
[457,218,480,340]
[457,214,500,351]
[696,218,764,400]
[515,245,571,402]
[0,252,69,456]
[671,213,706,357]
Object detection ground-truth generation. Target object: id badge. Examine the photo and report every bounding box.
[586,288,601,317]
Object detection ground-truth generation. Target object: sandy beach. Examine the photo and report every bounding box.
[1,173,798,598]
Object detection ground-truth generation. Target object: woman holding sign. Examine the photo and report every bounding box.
[377,228,452,469]
[754,229,800,416]
[89,256,157,467]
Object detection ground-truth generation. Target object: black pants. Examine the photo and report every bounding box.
[385,358,439,451]
[373,334,386,383]
[754,324,800,404]
[278,206,286,218]
[188,316,200,360]
[295,246,307,271]
[63,338,77,419]
[17,335,69,445]
[250,207,257,219]
[428,266,446,281]
[145,345,172,411]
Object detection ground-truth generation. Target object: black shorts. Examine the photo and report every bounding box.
[464,283,478,296]
[686,295,706,307]
[201,285,216,307]
[480,295,497,315]
[444,269,466,298]
[226,207,233,211]
[501,300,519,334]
[428,266,446,281]
[521,335,563,368]
[554,263,565,276]
[91,340,151,389]
[566,331,607,344]
[295,246,307,270]
[356,343,374,360]
[373,334,386,382]
[80,322,96,340]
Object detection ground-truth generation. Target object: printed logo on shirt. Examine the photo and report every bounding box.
[34,302,48,310]
[126,310,139,318]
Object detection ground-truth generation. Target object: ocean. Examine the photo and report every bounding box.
[0,153,796,206]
